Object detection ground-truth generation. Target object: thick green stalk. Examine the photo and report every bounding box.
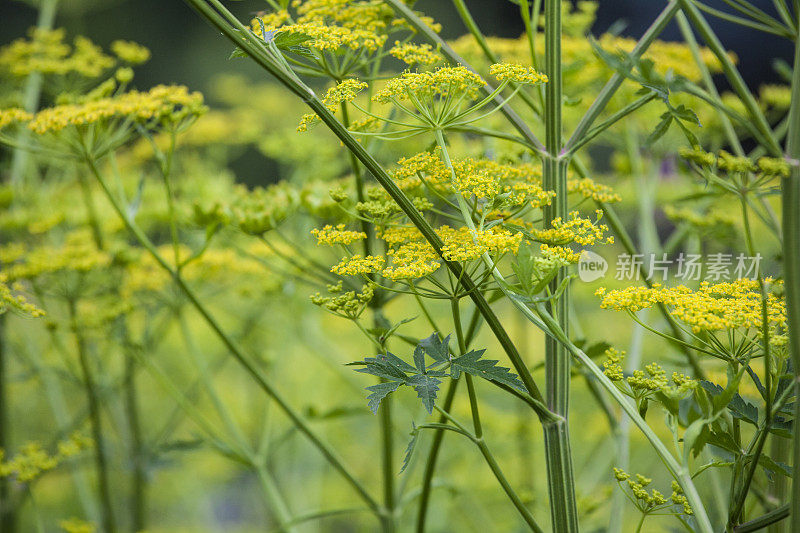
[531,307,714,533]
[542,1,579,531]
[784,10,800,533]
[182,0,551,420]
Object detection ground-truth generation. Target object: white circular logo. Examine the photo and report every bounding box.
[578,250,608,282]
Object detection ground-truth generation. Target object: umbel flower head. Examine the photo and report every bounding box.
[27,85,206,135]
[350,63,546,137]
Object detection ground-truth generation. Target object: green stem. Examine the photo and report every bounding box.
[414,379,459,533]
[123,344,146,531]
[542,1,579,530]
[782,8,800,533]
[532,305,714,532]
[68,298,116,533]
[0,316,14,533]
[380,390,395,533]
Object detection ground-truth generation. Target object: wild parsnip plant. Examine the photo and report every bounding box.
[0,0,799,531]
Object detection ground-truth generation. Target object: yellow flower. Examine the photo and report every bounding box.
[0,108,32,130]
[298,79,367,131]
[28,85,206,134]
[597,279,786,335]
[0,28,114,78]
[110,40,151,64]
[390,42,441,65]
[372,66,484,104]
[489,63,548,84]
[331,254,385,276]
[0,275,45,318]
[382,242,440,280]
[311,224,367,245]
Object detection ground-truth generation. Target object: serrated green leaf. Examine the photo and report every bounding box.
[408,373,441,414]
[728,394,759,426]
[412,345,426,374]
[645,114,673,146]
[418,333,450,362]
[355,352,416,382]
[450,349,526,392]
[399,423,419,474]
[365,382,401,414]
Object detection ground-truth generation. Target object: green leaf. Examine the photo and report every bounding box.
[399,423,419,474]
[450,349,526,392]
[418,333,450,363]
[408,373,441,414]
[727,394,759,426]
[365,382,402,414]
[645,113,673,146]
[355,352,416,382]
[412,345,426,374]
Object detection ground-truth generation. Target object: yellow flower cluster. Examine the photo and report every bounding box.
[612,468,691,515]
[292,0,393,33]
[2,232,112,282]
[299,79,367,131]
[252,20,386,52]
[567,177,622,203]
[391,150,450,191]
[759,84,792,110]
[390,42,441,66]
[372,66,484,104]
[439,226,522,262]
[603,348,697,400]
[531,210,610,246]
[0,108,32,130]
[122,246,275,298]
[311,224,367,245]
[489,63,548,84]
[0,432,92,483]
[331,254,386,276]
[110,40,151,64]
[0,28,114,78]
[681,147,790,178]
[311,280,374,317]
[663,205,737,231]
[391,152,558,210]
[596,279,786,334]
[383,241,440,280]
[541,243,582,264]
[0,276,45,317]
[28,85,206,134]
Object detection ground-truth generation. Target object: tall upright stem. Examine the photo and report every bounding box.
[0,315,15,533]
[783,11,800,533]
[542,1,579,530]
[68,299,116,533]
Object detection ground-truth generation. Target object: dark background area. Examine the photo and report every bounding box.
[0,0,794,98]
